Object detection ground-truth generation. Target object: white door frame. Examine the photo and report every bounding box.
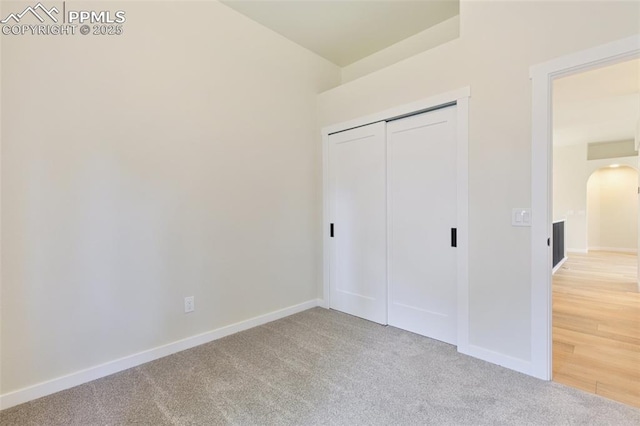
[321,86,470,352]
[530,35,640,380]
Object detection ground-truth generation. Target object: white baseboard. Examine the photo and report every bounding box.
[0,299,321,411]
[552,256,568,275]
[566,248,588,254]
[588,247,638,253]
[459,344,533,377]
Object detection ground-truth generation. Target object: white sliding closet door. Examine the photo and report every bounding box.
[328,122,387,324]
[387,106,457,344]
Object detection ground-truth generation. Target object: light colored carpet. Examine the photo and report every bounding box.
[2,307,639,425]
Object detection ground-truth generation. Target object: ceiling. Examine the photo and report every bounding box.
[553,59,640,147]
[220,0,460,67]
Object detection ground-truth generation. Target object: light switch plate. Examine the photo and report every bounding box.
[512,208,531,227]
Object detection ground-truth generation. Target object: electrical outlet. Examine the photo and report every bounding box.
[184,296,195,313]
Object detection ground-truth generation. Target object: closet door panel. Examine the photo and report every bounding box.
[328,121,387,324]
[387,107,457,344]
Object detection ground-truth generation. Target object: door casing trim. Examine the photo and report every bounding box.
[530,35,640,380]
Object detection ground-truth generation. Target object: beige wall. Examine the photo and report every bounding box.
[553,143,637,252]
[2,0,640,400]
[588,139,638,160]
[318,1,640,361]
[553,144,588,252]
[587,167,639,251]
[1,1,340,394]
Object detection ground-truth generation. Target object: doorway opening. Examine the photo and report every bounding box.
[530,35,640,386]
[549,58,640,407]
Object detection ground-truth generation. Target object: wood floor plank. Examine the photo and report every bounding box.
[597,382,640,408]
[553,251,640,408]
[554,341,575,354]
[554,372,597,394]
[572,344,640,365]
[552,327,640,353]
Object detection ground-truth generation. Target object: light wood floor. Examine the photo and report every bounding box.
[553,251,640,407]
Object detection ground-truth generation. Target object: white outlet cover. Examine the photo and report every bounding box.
[184,296,195,313]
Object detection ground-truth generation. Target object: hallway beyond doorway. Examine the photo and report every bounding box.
[553,251,639,407]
